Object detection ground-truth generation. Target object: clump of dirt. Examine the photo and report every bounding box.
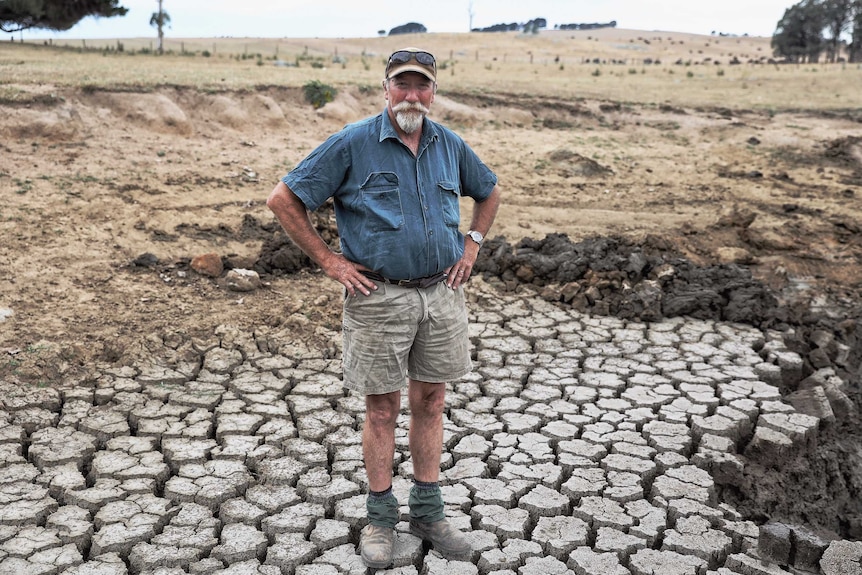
[548,149,614,178]
[823,135,862,168]
[254,209,335,275]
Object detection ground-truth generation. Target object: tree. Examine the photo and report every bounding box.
[149,0,170,54]
[772,0,826,62]
[388,22,426,36]
[848,0,862,61]
[0,0,127,33]
[822,0,852,61]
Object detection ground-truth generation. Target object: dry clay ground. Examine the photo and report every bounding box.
[1,31,862,536]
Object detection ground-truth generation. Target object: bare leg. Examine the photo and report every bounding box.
[363,390,401,491]
[405,380,470,557]
[408,378,446,482]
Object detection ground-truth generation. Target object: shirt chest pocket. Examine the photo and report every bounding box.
[438,181,461,227]
[360,172,404,231]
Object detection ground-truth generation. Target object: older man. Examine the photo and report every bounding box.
[267,47,501,568]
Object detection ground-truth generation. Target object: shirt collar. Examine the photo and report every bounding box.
[379,108,439,148]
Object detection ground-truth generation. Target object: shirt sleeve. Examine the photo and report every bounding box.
[458,139,498,202]
[282,132,350,212]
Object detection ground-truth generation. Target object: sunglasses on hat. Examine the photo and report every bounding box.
[386,50,437,74]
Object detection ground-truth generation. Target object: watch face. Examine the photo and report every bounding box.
[468,231,483,243]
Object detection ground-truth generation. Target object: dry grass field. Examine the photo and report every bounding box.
[7,29,862,109]
[1,28,861,380]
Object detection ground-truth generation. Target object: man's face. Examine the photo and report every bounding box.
[385,72,436,134]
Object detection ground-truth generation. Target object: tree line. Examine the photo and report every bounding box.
[3,2,862,64]
[772,0,862,62]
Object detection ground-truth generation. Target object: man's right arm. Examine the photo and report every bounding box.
[266,181,376,297]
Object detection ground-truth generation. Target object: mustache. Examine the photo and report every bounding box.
[392,101,429,115]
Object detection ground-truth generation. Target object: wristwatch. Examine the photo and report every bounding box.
[466,230,484,245]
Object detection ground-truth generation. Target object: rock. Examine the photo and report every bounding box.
[743,426,794,464]
[716,247,756,265]
[758,522,792,565]
[820,540,862,575]
[190,253,223,277]
[132,252,159,267]
[0,308,12,322]
[225,269,261,292]
[799,369,856,421]
[716,207,757,229]
[785,387,835,424]
[791,524,834,571]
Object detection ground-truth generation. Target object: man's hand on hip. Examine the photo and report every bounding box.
[446,241,480,289]
[322,252,377,297]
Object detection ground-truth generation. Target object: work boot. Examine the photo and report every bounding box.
[360,523,395,569]
[409,517,471,559]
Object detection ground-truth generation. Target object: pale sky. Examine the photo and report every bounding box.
[20,0,794,40]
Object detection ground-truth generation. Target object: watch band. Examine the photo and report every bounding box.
[466,230,484,245]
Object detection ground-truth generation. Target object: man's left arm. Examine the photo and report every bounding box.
[447,184,502,289]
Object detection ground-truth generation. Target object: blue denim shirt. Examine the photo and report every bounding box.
[283,109,497,280]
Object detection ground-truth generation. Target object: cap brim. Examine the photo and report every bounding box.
[386,63,436,83]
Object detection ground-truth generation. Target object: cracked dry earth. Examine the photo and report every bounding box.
[2,34,862,575]
[1,280,861,575]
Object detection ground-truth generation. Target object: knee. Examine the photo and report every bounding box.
[365,396,400,428]
[411,388,446,419]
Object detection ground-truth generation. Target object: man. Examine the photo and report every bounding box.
[266,47,501,568]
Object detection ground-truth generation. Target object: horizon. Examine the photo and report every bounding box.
[13,0,793,41]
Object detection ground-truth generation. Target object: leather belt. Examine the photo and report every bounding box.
[360,270,447,289]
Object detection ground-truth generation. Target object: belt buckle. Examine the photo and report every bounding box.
[395,279,413,287]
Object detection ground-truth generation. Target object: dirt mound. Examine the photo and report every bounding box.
[250,93,288,126]
[824,135,862,168]
[548,149,614,178]
[432,96,496,127]
[198,94,252,129]
[0,104,83,140]
[90,91,193,135]
[254,210,335,275]
[313,89,375,126]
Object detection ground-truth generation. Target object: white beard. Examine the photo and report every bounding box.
[392,102,428,134]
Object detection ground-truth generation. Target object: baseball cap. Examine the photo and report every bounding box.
[385,47,437,83]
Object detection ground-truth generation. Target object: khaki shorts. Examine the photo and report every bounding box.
[342,281,472,395]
